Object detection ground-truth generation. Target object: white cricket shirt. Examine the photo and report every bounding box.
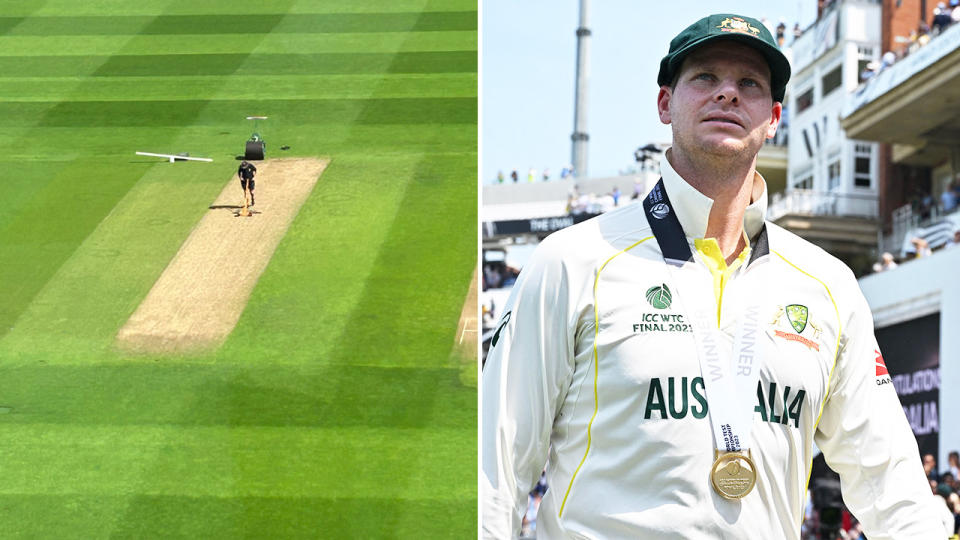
[481,154,944,539]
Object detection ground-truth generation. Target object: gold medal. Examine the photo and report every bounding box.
[710,449,757,499]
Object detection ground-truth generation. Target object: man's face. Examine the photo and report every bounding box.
[658,40,781,160]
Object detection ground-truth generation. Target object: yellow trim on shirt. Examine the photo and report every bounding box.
[693,237,750,327]
[558,235,655,518]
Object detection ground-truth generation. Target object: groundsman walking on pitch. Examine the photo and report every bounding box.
[238,160,257,207]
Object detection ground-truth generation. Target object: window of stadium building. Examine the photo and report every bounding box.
[828,160,841,191]
[858,46,874,82]
[797,87,814,113]
[854,144,872,188]
[795,175,814,190]
[822,65,842,97]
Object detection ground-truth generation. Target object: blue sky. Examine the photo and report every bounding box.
[481,1,818,183]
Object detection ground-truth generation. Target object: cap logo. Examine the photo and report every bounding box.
[717,17,760,36]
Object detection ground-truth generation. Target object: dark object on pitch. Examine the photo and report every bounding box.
[280,145,290,150]
[245,140,264,160]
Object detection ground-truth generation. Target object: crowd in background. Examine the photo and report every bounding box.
[872,180,960,273]
[860,0,960,82]
[482,261,519,292]
[800,451,960,538]
[495,166,576,184]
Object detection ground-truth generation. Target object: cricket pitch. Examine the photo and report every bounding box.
[116,157,329,354]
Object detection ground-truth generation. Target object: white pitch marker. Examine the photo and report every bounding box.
[136,151,213,163]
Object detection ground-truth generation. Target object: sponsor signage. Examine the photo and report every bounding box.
[875,313,940,457]
[483,213,601,238]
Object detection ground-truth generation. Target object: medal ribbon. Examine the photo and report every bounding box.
[644,179,763,453]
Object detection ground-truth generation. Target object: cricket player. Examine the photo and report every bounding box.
[238,160,257,207]
[482,13,944,540]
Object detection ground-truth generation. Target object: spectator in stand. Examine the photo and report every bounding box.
[881,50,896,70]
[917,20,932,47]
[910,236,933,258]
[776,20,786,46]
[942,182,958,212]
[527,167,536,183]
[793,22,802,39]
[501,264,520,287]
[933,483,957,537]
[925,453,940,483]
[948,451,960,479]
[611,186,621,207]
[949,492,960,536]
[933,2,952,34]
[942,472,956,492]
[542,168,550,181]
[872,251,898,272]
[484,264,503,290]
[953,0,960,23]
[511,168,519,183]
[912,188,935,219]
[497,170,505,184]
[949,231,960,250]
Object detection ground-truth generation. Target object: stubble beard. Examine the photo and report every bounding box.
[672,122,764,171]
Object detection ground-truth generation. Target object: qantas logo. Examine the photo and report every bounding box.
[876,349,892,386]
[876,349,888,376]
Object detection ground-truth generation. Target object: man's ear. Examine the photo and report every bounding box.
[766,101,783,139]
[657,86,672,125]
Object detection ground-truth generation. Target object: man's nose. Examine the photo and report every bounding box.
[714,79,739,104]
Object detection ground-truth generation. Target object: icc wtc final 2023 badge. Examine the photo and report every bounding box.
[710,449,757,499]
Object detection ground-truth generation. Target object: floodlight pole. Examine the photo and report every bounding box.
[570,0,590,178]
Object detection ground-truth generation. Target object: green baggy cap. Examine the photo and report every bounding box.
[657,14,791,102]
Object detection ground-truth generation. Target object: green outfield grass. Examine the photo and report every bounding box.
[0,0,477,537]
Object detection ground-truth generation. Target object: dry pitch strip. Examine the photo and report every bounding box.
[116,157,328,354]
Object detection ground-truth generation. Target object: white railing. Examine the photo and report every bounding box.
[880,203,960,255]
[767,189,878,221]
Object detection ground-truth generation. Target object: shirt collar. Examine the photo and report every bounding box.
[658,149,768,242]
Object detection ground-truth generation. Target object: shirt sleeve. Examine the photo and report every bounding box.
[481,236,578,539]
[814,276,945,540]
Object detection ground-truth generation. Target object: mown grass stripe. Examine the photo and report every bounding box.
[1,12,476,36]
[0,73,477,101]
[0,17,25,35]
[0,364,472,429]
[0,30,478,56]
[0,495,475,538]
[321,154,477,368]
[0,51,475,77]
[0,422,473,499]
[0,126,475,163]
[0,98,477,127]
[0,160,148,336]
